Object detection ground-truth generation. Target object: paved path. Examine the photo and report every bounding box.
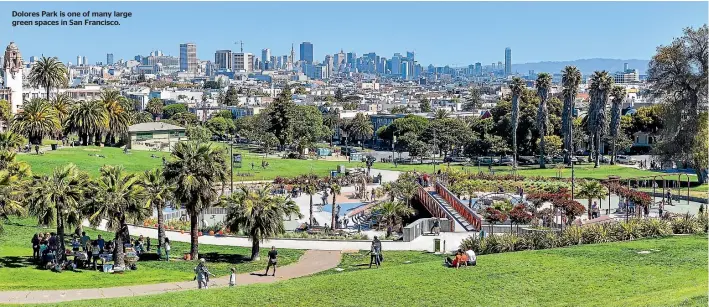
[0,250,341,304]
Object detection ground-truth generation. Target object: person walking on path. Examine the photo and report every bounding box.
[265,246,278,276]
[164,238,171,261]
[431,218,441,235]
[229,267,236,287]
[195,258,215,289]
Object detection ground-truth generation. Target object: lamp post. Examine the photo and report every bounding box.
[392,134,397,168]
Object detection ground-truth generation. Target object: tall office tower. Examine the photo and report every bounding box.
[299,42,313,64]
[232,53,254,72]
[346,52,356,68]
[400,61,409,80]
[504,47,512,76]
[76,56,82,66]
[491,62,496,71]
[406,51,415,77]
[391,53,401,75]
[333,49,346,72]
[106,53,114,65]
[261,48,271,65]
[179,43,197,72]
[214,50,233,70]
[82,56,88,66]
[475,62,482,76]
[324,55,334,76]
[270,56,277,69]
[254,57,262,70]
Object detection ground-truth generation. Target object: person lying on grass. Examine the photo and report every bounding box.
[444,249,469,269]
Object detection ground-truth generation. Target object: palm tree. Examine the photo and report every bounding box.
[345,113,374,149]
[28,56,68,100]
[0,132,24,151]
[141,168,175,258]
[329,183,341,230]
[588,71,613,168]
[163,141,227,259]
[0,170,26,224]
[322,109,339,147]
[561,66,582,164]
[535,73,552,169]
[26,164,88,261]
[510,77,525,167]
[224,185,301,261]
[297,174,320,226]
[434,109,450,120]
[609,86,626,165]
[86,165,149,267]
[50,93,72,126]
[65,99,108,145]
[146,98,164,120]
[12,98,60,146]
[131,111,154,125]
[577,180,608,219]
[375,201,415,237]
[100,90,131,145]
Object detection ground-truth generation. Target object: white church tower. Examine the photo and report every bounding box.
[3,42,23,114]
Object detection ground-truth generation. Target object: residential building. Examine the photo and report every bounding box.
[179,43,197,73]
[232,52,254,72]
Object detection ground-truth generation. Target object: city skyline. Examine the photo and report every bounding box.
[1,2,706,67]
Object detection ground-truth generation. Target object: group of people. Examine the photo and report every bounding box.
[367,236,383,268]
[445,249,477,269]
[31,232,113,271]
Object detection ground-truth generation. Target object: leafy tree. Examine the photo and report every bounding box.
[419,98,432,112]
[28,56,68,100]
[375,201,415,237]
[588,71,613,168]
[535,73,552,168]
[463,87,481,111]
[206,117,235,139]
[609,86,626,164]
[390,105,409,114]
[377,115,429,143]
[322,109,340,146]
[561,66,582,163]
[536,135,563,158]
[508,204,533,234]
[163,141,228,259]
[186,125,211,143]
[147,98,164,120]
[647,25,708,183]
[291,106,329,155]
[267,86,295,150]
[214,110,234,120]
[163,104,188,119]
[27,164,88,262]
[224,185,301,260]
[203,80,221,90]
[12,98,60,145]
[171,112,199,127]
[423,117,472,158]
[224,86,239,106]
[295,87,307,95]
[433,109,450,119]
[510,77,525,167]
[87,165,149,267]
[0,99,11,128]
[334,88,344,102]
[484,207,508,235]
[141,168,174,258]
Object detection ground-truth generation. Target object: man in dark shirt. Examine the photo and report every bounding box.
[265,246,278,276]
[97,235,105,252]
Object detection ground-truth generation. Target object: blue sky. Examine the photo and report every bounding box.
[1,1,706,66]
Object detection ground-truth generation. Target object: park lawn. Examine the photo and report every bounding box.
[36,235,708,307]
[0,218,303,290]
[15,145,686,183]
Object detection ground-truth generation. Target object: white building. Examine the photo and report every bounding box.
[232,53,254,73]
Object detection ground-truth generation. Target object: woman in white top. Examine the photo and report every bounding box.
[164,238,171,261]
[465,249,477,266]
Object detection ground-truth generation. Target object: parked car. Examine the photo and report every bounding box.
[517,156,535,165]
[500,156,514,165]
[444,156,470,163]
[616,155,633,164]
[476,157,498,165]
[551,156,565,163]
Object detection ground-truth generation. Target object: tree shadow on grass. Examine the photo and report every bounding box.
[0,256,35,269]
[199,252,251,264]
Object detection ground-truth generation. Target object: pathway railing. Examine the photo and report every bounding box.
[415,185,456,232]
[435,182,482,231]
[403,217,453,242]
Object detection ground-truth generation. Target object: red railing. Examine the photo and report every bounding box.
[416,185,456,232]
[435,182,482,231]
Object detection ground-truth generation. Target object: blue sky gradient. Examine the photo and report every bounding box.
[1,1,707,66]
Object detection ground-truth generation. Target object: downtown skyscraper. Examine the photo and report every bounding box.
[180,43,197,73]
[299,42,313,64]
[505,47,512,76]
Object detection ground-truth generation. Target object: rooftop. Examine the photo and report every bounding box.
[128,122,185,132]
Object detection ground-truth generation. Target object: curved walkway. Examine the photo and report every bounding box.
[0,250,341,304]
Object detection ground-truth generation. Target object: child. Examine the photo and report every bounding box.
[229,267,236,287]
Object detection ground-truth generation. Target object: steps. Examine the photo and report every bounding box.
[429,192,474,232]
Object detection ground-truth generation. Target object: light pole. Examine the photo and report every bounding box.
[230,134,234,194]
[392,134,397,168]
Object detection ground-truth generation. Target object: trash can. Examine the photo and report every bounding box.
[51,144,58,150]
[433,238,441,252]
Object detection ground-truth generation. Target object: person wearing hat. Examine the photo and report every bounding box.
[194,258,214,289]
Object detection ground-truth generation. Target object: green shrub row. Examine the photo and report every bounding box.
[461,214,708,255]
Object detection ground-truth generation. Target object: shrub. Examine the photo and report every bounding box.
[559,226,583,246]
[637,218,672,238]
[670,213,702,234]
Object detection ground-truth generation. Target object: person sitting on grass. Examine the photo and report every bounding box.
[444,249,469,269]
[465,249,477,266]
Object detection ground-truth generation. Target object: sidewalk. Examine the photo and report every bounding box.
[0,250,341,304]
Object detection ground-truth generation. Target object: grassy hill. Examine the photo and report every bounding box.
[38,235,708,307]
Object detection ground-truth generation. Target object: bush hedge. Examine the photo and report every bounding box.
[461,214,708,255]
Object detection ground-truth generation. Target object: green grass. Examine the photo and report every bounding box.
[32,235,708,307]
[15,145,675,182]
[0,218,303,290]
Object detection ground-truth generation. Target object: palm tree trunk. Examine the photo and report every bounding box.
[115,219,127,267]
[588,199,592,220]
[309,194,314,226]
[190,212,199,259]
[594,131,601,168]
[539,134,546,169]
[250,237,260,261]
[512,127,518,167]
[331,194,336,230]
[611,135,617,165]
[56,210,66,262]
[157,203,165,257]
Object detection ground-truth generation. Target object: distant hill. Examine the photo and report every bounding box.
[512,58,650,75]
